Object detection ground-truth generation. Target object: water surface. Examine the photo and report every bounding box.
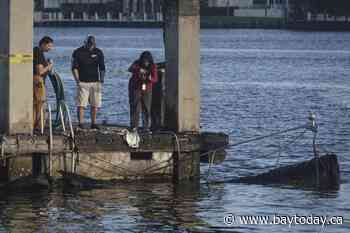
[0,28,349,232]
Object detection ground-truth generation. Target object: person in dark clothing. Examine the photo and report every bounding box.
[72,35,105,129]
[33,36,54,132]
[128,51,158,131]
[151,62,166,130]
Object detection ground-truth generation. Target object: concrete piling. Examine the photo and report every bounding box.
[163,0,201,182]
[163,0,201,133]
[0,0,33,135]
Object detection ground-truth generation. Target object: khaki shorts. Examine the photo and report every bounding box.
[33,75,46,129]
[77,82,102,108]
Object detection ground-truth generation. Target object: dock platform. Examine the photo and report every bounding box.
[0,124,229,182]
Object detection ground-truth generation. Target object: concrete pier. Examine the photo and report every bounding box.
[162,0,201,182]
[163,0,201,133]
[1,126,228,182]
[0,0,33,135]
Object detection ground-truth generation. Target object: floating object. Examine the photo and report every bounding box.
[227,154,340,190]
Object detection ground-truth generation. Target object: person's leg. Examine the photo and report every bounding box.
[90,82,102,128]
[142,91,152,130]
[33,79,46,132]
[77,107,84,125]
[91,106,97,125]
[76,82,89,127]
[129,79,136,128]
[132,89,141,130]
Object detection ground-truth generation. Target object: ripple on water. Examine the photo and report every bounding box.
[1,28,349,233]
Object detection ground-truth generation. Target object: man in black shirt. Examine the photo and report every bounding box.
[72,35,105,129]
[33,36,54,132]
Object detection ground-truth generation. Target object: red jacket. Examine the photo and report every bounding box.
[129,62,158,92]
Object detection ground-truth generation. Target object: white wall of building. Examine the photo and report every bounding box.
[44,0,113,9]
[235,8,284,17]
[43,0,60,8]
[208,0,254,8]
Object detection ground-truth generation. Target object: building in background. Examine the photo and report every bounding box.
[203,0,288,18]
[34,0,163,22]
[34,0,350,24]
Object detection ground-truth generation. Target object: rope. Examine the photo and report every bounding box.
[257,129,308,161]
[206,150,217,182]
[230,124,309,148]
[1,136,7,166]
[140,131,181,175]
[61,153,129,178]
[144,122,314,177]
[87,153,133,172]
[199,121,316,160]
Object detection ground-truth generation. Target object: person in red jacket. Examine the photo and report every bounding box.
[128,51,158,131]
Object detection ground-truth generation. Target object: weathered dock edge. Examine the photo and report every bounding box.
[1,130,229,155]
[0,127,229,182]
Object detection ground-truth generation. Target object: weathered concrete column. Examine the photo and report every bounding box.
[0,0,33,135]
[107,12,112,21]
[83,12,88,21]
[164,0,200,133]
[133,0,138,13]
[163,0,201,183]
[123,0,129,13]
[150,0,155,15]
[58,12,63,21]
[142,0,147,20]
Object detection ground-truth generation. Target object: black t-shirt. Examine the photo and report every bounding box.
[72,46,105,82]
[33,46,48,75]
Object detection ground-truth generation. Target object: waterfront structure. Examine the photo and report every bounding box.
[34,0,290,23]
[34,0,350,24]
[0,0,228,183]
[206,0,288,18]
[35,0,163,22]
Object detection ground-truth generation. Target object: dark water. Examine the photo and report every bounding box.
[1,28,350,232]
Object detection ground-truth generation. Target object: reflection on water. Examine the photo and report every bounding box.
[0,182,210,233]
[0,28,349,232]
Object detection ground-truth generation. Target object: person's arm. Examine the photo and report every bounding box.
[71,50,80,84]
[72,69,80,84]
[128,62,142,81]
[149,64,158,84]
[35,63,52,77]
[34,48,52,77]
[98,50,106,83]
[128,61,139,73]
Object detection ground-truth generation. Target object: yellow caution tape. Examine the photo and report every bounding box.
[0,53,33,64]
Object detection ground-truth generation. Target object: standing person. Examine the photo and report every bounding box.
[128,51,158,131]
[72,35,105,129]
[33,36,54,132]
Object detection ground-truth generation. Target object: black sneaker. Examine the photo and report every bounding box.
[91,124,100,130]
[143,128,151,134]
